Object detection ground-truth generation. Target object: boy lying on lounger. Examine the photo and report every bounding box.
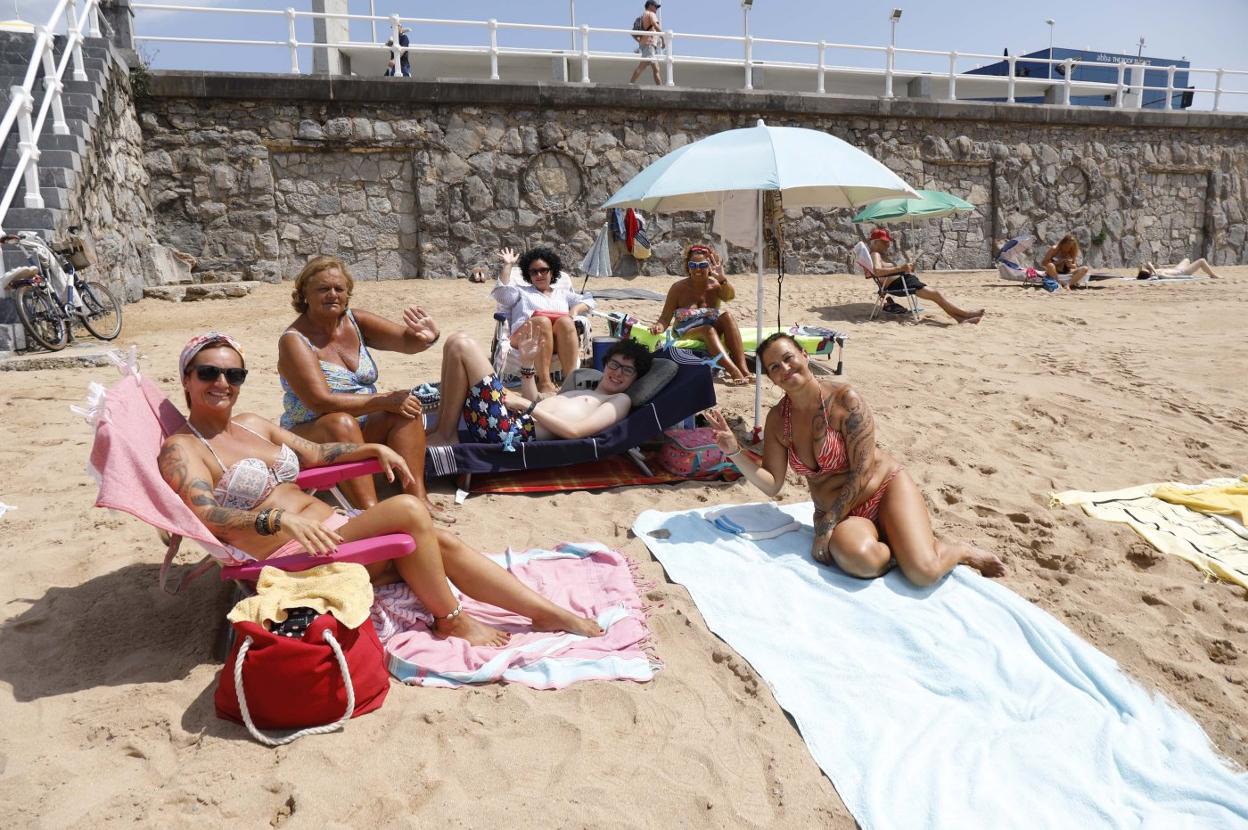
[426,332,652,446]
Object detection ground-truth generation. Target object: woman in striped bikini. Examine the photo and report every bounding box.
[706,332,1005,586]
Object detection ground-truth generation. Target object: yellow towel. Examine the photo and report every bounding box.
[227,562,374,629]
[1154,475,1248,525]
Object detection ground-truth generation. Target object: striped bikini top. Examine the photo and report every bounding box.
[780,394,848,478]
[186,420,300,510]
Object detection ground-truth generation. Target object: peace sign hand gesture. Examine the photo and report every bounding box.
[705,409,740,455]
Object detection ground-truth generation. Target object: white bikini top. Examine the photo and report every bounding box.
[186,420,300,511]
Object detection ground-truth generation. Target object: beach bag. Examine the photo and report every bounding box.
[215,611,390,745]
[659,428,734,477]
[631,227,653,260]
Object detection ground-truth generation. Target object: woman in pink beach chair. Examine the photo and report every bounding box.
[159,332,602,647]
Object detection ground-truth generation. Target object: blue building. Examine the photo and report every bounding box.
[966,47,1191,109]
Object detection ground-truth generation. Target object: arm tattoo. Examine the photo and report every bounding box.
[157,442,189,495]
[189,479,256,534]
[320,442,359,464]
[822,388,876,525]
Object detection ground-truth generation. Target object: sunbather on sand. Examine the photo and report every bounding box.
[1041,234,1092,289]
[707,332,1005,587]
[159,332,603,646]
[276,255,448,521]
[867,229,986,323]
[425,333,651,446]
[649,244,750,382]
[1139,258,1221,279]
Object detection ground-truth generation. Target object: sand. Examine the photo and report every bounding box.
[1,266,1246,827]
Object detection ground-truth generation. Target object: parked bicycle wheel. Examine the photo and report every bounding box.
[78,280,123,340]
[15,284,69,351]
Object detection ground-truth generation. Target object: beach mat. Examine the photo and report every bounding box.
[634,501,1248,830]
[589,288,666,301]
[371,543,657,689]
[463,449,753,495]
[1054,476,1248,589]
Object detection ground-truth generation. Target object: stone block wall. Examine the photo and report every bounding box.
[136,76,1248,281]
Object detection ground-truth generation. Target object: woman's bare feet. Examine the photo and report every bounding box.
[958,543,1006,577]
[435,611,511,647]
[530,608,605,638]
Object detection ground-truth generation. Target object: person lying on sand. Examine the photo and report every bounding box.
[867,228,986,323]
[648,244,751,383]
[1138,258,1221,279]
[707,332,1005,587]
[425,333,652,446]
[159,332,603,646]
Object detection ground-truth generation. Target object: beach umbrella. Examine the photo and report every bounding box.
[603,120,919,438]
[852,189,975,266]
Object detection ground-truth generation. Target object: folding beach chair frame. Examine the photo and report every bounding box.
[489,311,592,387]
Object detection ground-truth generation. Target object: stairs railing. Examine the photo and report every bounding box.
[0,0,102,234]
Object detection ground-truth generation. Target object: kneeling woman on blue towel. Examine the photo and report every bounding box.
[706,333,1005,586]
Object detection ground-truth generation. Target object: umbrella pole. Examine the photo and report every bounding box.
[752,189,764,443]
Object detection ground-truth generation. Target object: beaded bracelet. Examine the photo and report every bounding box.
[519,365,536,378]
[255,508,273,536]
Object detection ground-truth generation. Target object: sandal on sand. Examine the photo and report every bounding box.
[881,298,908,315]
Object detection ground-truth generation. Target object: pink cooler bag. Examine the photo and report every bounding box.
[658,428,735,477]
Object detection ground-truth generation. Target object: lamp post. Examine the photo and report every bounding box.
[1137,36,1145,58]
[890,7,902,49]
[569,0,577,52]
[1045,18,1054,80]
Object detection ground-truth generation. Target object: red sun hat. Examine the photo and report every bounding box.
[869,228,893,242]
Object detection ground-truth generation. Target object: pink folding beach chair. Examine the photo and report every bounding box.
[79,351,414,594]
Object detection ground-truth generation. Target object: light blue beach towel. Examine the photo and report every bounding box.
[634,502,1248,830]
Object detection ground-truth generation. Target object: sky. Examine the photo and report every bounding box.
[12,0,1248,106]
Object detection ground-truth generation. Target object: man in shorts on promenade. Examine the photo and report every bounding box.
[629,1,664,85]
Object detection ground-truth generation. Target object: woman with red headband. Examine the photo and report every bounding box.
[649,244,750,383]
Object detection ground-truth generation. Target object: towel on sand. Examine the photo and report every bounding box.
[371,543,656,689]
[634,501,1248,830]
[1054,477,1248,589]
[1154,475,1248,525]
[228,563,374,629]
[705,502,801,540]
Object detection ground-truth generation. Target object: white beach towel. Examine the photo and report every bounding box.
[704,502,801,540]
[634,501,1248,830]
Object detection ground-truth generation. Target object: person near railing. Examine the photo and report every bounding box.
[384,26,411,77]
[628,0,664,85]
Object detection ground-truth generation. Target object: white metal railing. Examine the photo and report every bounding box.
[0,0,102,234]
[128,6,1248,114]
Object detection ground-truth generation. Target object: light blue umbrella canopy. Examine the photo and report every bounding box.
[851,189,975,224]
[603,121,919,212]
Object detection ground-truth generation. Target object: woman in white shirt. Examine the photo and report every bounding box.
[493,246,594,394]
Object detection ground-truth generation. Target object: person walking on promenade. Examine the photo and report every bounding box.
[629,1,664,85]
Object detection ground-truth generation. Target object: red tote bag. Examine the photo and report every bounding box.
[215,613,390,745]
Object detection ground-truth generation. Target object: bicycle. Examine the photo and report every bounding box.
[1,229,123,351]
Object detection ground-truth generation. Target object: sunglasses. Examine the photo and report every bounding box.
[687,261,711,270]
[528,267,552,276]
[194,365,248,385]
[604,359,637,377]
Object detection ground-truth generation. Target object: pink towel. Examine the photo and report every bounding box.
[83,365,232,562]
[371,543,658,689]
